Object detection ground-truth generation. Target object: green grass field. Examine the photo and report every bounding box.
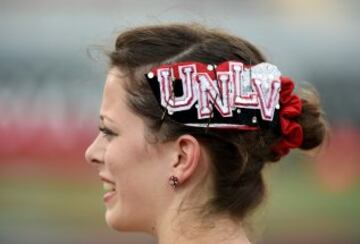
[1,156,359,244]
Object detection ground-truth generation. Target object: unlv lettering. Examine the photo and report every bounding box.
[155,62,281,121]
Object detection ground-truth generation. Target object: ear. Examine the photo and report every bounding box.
[171,134,201,185]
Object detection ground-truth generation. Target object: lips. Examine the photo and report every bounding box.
[100,175,115,184]
[100,175,116,203]
[103,181,115,192]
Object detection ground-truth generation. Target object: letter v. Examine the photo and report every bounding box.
[252,78,281,121]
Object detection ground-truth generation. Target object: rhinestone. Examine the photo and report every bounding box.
[233,66,241,71]
[147,72,154,79]
[207,64,214,71]
[237,109,241,114]
[252,116,257,123]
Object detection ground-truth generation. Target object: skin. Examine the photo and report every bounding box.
[85,67,251,244]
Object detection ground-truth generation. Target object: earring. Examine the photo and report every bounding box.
[169,176,179,189]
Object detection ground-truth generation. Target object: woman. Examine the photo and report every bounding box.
[85,24,326,244]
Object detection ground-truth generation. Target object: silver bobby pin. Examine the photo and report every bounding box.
[205,92,218,134]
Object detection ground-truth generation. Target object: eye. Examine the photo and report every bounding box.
[98,126,117,140]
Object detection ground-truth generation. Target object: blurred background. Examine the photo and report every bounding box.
[1,0,359,243]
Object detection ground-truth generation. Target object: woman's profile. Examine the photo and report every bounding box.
[85,23,327,244]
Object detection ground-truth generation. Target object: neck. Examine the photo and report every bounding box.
[151,159,251,244]
[154,207,251,244]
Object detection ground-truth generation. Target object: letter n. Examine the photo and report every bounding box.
[196,73,232,119]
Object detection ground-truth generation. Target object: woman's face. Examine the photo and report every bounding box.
[85,67,175,232]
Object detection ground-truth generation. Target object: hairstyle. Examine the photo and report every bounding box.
[107,23,327,222]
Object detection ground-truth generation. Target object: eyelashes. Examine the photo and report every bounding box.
[98,126,117,139]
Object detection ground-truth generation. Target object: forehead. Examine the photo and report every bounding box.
[100,67,135,125]
[102,68,125,105]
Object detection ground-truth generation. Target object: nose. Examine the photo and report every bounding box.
[85,135,105,168]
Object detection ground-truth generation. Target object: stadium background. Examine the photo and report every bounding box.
[1,0,359,243]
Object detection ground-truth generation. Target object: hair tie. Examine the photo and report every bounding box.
[271,76,303,157]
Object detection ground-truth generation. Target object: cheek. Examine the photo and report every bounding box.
[104,137,152,196]
[104,138,160,227]
[105,138,143,176]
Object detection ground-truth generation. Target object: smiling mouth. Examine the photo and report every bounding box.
[103,182,116,203]
[99,175,116,203]
[103,181,116,192]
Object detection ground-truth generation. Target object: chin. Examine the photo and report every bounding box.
[105,209,148,233]
[105,208,131,232]
[105,208,122,230]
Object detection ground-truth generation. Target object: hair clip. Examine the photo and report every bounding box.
[145,61,282,131]
[205,92,218,134]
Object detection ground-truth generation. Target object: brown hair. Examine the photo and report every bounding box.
[108,24,327,221]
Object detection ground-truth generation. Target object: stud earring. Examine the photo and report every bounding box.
[169,176,179,189]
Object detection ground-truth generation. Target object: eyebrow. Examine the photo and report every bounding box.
[99,114,116,123]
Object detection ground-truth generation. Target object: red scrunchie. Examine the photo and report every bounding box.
[272,76,303,157]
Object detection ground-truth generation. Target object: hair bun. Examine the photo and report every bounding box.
[296,87,327,150]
